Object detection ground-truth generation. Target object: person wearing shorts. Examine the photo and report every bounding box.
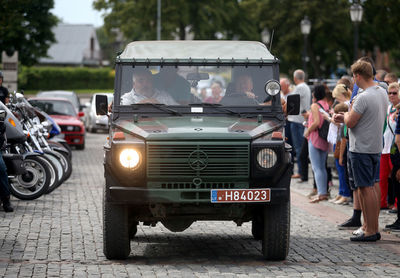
[334,60,388,241]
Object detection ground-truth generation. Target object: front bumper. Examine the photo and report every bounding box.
[107,163,292,205]
[63,133,84,145]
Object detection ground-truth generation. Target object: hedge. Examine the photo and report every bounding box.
[19,66,115,90]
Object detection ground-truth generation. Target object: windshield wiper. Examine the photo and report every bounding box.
[188,103,241,117]
[133,103,182,116]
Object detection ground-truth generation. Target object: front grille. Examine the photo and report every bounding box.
[147,142,249,178]
[160,182,235,189]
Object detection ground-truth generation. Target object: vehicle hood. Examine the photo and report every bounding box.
[114,116,282,140]
[51,115,83,126]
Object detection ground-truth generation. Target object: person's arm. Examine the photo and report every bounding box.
[304,103,319,137]
[344,109,362,128]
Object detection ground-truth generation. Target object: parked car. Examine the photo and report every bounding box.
[96,40,300,260]
[29,98,85,150]
[37,90,83,112]
[85,93,113,133]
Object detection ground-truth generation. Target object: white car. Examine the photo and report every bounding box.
[85,93,113,132]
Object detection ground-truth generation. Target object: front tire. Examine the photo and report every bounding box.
[262,202,290,260]
[252,211,263,240]
[103,186,131,259]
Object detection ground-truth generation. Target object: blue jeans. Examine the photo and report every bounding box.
[0,154,10,198]
[290,121,304,175]
[335,158,351,197]
[308,141,328,195]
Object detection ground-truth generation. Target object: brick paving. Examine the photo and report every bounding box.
[0,132,399,277]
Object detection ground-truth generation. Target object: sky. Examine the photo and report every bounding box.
[51,0,104,27]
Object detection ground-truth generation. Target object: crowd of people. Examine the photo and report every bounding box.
[281,58,400,241]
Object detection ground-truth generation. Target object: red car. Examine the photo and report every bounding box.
[29,98,86,150]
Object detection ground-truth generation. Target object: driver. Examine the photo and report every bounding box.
[220,73,259,105]
[120,69,177,105]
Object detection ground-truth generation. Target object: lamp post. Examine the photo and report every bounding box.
[157,0,161,40]
[350,3,363,61]
[261,28,270,47]
[300,16,311,73]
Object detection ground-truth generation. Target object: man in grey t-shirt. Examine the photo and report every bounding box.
[334,60,389,242]
[287,70,311,179]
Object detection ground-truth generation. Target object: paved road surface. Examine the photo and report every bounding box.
[1,132,399,277]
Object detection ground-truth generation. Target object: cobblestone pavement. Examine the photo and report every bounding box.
[1,133,399,277]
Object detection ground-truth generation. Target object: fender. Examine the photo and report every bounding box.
[22,151,42,160]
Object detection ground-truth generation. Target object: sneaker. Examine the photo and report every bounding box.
[338,218,362,230]
[352,227,364,236]
[350,233,378,242]
[388,208,398,214]
[384,220,400,231]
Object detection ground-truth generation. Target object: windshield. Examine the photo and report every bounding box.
[38,92,79,110]
[29,99,77,116]
[116,65,274,107]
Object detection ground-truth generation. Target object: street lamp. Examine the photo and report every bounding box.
[261,28,270,46]
[300,16,311,73]
[350,3,363,61]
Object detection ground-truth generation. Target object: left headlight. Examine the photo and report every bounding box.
[264,80,281,96]
[257,148,277,169]
[119,148,141,169]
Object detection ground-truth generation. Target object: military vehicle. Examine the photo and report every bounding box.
[96,41,300,260]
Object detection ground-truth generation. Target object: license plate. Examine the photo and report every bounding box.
[210,188,271,203]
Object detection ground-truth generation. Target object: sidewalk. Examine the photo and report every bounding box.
[290,163,400,238]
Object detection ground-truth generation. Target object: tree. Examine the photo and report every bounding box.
[94,0,400,77]
[0,0,58,66]
[93,0,240,41]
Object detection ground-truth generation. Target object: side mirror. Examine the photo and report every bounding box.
[286,94,300,115]
[96,95,108,116]
[79,104,87,111]
[78,111,85,118]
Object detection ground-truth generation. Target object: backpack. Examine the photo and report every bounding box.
[316,102,330,141]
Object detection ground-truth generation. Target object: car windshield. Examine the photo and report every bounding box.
[116,65,274,107]
[29,99,77,116]
[38,92,79,110]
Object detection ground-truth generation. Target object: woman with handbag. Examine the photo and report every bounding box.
[304,85,330,203]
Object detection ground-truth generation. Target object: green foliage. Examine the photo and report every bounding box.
[19,66,115,90]
[0,0,58,66]
[93,0,400,78]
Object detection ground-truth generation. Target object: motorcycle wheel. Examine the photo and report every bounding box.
[53,149,72,181]
[40,154,61,194]
[9,156,50,200]
[43,153,64,194]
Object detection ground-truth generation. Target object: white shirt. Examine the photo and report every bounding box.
[120,88,177,105]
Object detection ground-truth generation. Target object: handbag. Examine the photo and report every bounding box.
[316,103,329,141]
[334,140,341,159]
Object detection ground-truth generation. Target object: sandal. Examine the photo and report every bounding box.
[309,195,329,203]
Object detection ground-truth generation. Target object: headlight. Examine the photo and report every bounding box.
[119,149,141,169]
[257,148,277,168]
[264,80,281,96]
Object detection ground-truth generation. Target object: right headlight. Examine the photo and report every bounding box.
[264,80,281,96]
[257,148,277,169]
[119,148,141,169]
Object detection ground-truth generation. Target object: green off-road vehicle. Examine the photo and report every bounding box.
[96,41,299,260]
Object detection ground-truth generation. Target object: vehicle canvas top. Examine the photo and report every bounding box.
[119,40,277,62]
